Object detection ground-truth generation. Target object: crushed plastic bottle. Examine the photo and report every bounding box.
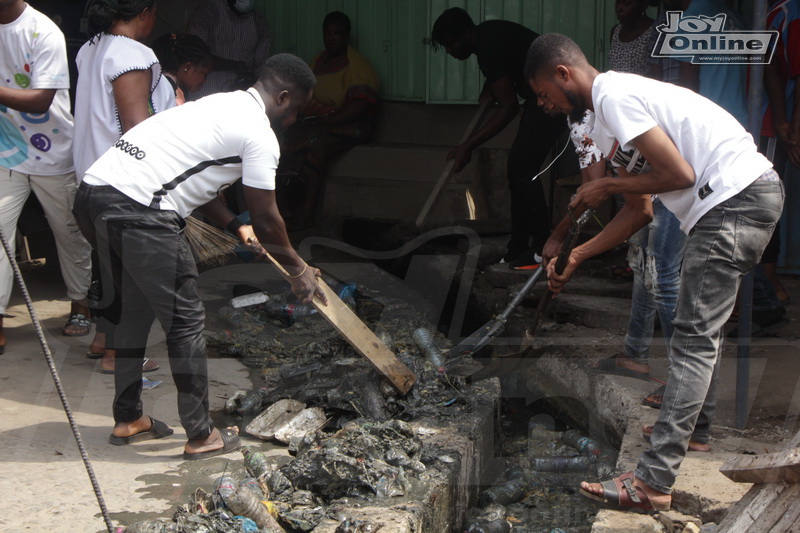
[239,477,266,500]
[412,327,445,373]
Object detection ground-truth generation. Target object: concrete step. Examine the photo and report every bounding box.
[551,293,631,331]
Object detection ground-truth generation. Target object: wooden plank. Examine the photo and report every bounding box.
[720,484,788,533]
[720,447,800,484]
[415,101,491,228]
[768,485,800,532]
[264,253,416,395]
[312,279,416,395]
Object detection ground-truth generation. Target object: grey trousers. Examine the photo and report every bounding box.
[636,177,784,494]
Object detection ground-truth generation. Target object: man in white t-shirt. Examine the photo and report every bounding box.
[0,0,92,349]
[73,54,326,461]
[526,34,783,512]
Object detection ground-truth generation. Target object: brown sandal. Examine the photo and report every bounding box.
[580,472,670,512]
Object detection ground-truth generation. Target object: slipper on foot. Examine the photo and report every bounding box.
[99,357,159,374]
[592,354,650,381]
[109,416,173,445]
[182,427,241,461]
[641,424,710,452]
[579,472,670,512]
[642,384,666,409]
[86,350,104,360]
[62,312,92,337]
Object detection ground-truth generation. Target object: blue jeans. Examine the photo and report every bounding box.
[636,178,784,494]
[73,183,213,441]
[624,198,687,362]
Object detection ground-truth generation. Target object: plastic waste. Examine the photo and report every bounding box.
[262,302,317,325]
[238,389,264,416]
[463,518,512,533]
[225,485,286,533]
[561,429,601,459]
[238,477,265,500]
[530,455,594,472]
[242,448,270,478]
[142,376,162,390]
[122,519,176,533]
[213,475,237,502]
[478,477,527,507]
[412,327,445,372]
[218,306,245,328]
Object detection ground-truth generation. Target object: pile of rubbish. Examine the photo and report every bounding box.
[123,419,454,533]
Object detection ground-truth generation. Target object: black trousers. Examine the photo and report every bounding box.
[506,100,565,260]
[74,183,212,440]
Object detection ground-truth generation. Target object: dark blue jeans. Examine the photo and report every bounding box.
[636,177,784,494]
[74,183,212,441]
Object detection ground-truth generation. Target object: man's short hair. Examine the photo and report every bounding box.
[259,53,316,95]
[525,33,588,81]
[323,11,351,34]
[430,7,475,51]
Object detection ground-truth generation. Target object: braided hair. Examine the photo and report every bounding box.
[152,33,213,75]
[85,0,157,36]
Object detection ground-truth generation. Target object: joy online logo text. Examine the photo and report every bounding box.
[652,11,778,64]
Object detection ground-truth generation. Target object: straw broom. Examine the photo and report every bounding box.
[184,216,241,267]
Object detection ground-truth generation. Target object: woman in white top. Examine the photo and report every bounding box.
[74,0,175,374]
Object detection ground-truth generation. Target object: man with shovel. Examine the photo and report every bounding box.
[73,54,327,461]
[526,34,781,512]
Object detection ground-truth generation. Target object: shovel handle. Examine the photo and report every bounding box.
[554,208,594,276]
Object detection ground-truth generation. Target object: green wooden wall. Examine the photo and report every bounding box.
[256,0,654,104]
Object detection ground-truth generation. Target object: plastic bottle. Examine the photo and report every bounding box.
[218,306,245,328]
[529,455,593,472]
[239,477,266,500]
[412,328,445,373]
[213,474,237,501]
[262,302,317,324]
[242,448,270,478]
[478,477,527,507]
[239,389,264,416]
[561,429,601,459]
[225,485,286,533]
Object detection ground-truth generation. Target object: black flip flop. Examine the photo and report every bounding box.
[592,355,650,381]
[182,428,241,461]
[109,416,173,445]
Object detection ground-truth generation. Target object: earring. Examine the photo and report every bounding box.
[184,67,190,72]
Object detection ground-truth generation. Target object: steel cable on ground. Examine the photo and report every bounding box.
[0,229,115,533]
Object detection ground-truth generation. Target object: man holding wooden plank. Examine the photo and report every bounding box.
[72,54,326,460]
[430,8,564,270]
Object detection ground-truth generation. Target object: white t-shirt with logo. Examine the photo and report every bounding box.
[74,33,175,180]
[83,89,279,217]
[590,71,772,233]
[0,5,73,175]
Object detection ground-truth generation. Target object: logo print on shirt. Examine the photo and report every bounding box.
[698,183,713,199]
[115,139,146,160]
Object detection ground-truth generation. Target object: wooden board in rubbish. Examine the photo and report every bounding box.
[313,279,416,395]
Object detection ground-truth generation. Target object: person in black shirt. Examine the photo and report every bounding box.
[431,8,564,269]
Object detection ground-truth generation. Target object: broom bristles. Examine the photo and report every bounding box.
[185,216,240,267]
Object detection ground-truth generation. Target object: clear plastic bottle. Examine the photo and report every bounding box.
[218,306,245,328]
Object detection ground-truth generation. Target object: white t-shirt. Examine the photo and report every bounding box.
[83,89,279,217]
[0,5,73,175]
[73,33,175,180]
[590,71,772,233]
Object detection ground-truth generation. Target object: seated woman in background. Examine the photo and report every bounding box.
[279,10,379,231]
[152,33,213,104]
